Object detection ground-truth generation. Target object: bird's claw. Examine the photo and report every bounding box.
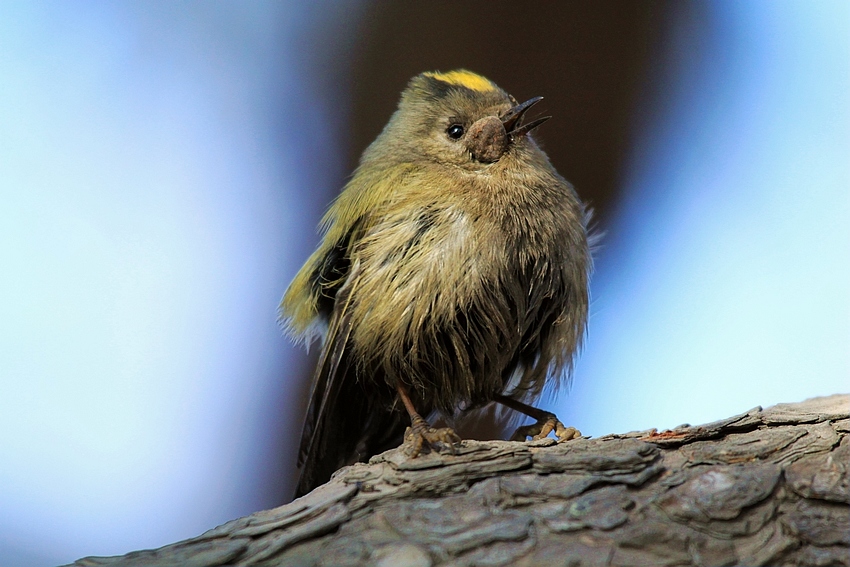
[510,412,581,442]
[403,415,462,457]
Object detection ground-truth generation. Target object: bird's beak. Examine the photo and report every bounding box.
[501,96,551,137]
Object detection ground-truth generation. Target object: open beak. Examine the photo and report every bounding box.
[501,96,551,138]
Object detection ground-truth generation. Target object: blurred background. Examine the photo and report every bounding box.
[0,1,847,565]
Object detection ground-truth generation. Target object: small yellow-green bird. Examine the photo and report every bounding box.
[281,70,591,497]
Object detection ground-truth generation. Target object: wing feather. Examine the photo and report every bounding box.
[294,262,362,497]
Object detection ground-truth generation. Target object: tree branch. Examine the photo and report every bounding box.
[69,395,850,567]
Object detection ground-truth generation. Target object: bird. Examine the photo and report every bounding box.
[281,70,591,498]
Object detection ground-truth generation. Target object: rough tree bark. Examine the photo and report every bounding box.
[69,395,849,567]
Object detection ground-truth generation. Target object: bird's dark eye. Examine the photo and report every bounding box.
[446,124,464,139]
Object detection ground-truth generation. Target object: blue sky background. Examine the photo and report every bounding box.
[0,2,847,565]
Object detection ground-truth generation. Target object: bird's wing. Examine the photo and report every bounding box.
[295,252,410,497]
[297,260,359,469]
[294,252,409,497]
[293,211,410,497]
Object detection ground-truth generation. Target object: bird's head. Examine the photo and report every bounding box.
[366,70,550,171]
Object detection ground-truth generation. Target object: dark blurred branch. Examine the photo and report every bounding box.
[69,394,849,567]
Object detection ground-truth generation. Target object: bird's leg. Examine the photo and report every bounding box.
[396,382,461,457]
[494,394,581,442]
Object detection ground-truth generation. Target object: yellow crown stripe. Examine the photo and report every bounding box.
[424,70,498,93]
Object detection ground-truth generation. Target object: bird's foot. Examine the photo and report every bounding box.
[403,415,462,457]
[510,412,581,442]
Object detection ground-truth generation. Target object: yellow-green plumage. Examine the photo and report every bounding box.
[281,70,591,497]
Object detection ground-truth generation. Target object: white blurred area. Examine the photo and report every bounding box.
[563,2,849,434]
[1,1,848,566]
[0,2,358,565]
